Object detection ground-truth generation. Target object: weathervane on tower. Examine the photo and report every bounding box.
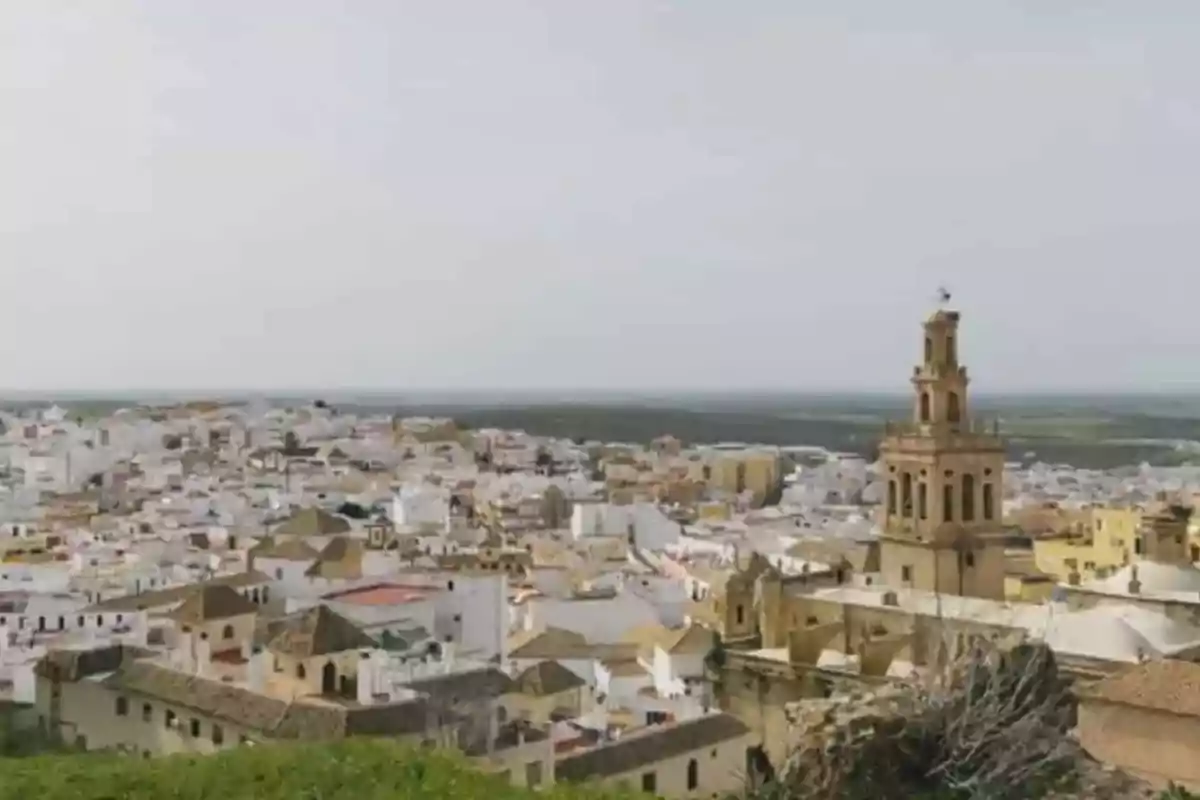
[935,285,952,308]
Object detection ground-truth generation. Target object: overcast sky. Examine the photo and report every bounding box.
[1,2,1198,394]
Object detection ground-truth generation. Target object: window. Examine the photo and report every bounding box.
[641,772,657,793]
[37,616,45,632]
[1135,537,1144,556]
[901,565,913,583]
[924,336,933,363]
[447,580,455,591]
[525,761,543,787]
[165,710,176,728]
[687,758,699,790]
[886,480,897,515]
[212,725,224,746]
[297,663,307,680]
[964,552,975,568]
[917,482,927,520]
[222,624,235,640]
[919,392,931,423]
[735,605,744,625]
[261,586,270,603]
[452,614,461,623]
[961,474,975,521]
[275,568,283,580]
[115,696,129,716]
[97,615,104,627]
[947,392,961,423]
[190,719,201,737]
[942,484,953,522]
[982,483,994,520]
[901,473,913,517]
[142,703,152,722]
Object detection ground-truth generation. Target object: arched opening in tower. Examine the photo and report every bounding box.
[962,474,976,521]
[924,336,933,364]
[919,392,931,423]
[947,391,961,423]
[901,473,913,517]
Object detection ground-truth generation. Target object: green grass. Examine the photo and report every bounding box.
[0,739,634,800]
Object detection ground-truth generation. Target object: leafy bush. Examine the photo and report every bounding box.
[0,739,633,800]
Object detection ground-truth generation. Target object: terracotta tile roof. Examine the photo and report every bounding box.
[102,660,431,739]
[250,536,321,562]
[1082,659,1200,717]
[663,623,716,655]
[304,536,364,579]
[171,585,258,625]
[86,572,271,612]
[267,605,377,658]
[35,644,153,682]
[556,713,751,782]
[513,661,585,697]
[405,667,515,705]
[273,508,351,537]
[509,628,638,662]
[602,659,647,677]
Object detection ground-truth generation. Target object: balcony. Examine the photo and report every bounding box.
[880,418,1003,453]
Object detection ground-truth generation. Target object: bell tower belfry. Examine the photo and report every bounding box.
[877,302,1007,600]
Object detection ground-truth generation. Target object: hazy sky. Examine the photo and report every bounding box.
[2,2,1199,394]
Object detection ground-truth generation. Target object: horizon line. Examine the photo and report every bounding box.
[0,387,1198,399]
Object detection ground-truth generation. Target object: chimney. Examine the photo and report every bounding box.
[195,632,212,676]
[1127,565,1141,596]
[357,651,374,705]
[247,646,267,693]
[177,629,194,673]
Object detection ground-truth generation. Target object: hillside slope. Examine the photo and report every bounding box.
[0,739,631,800]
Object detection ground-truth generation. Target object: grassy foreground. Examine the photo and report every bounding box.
[0,739,631,800]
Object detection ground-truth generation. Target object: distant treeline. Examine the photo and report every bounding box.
[5,395,1200,470]
[390,404,1200,470]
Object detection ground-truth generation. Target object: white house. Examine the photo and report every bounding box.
[570,502,680,551]
[392,484,451,532]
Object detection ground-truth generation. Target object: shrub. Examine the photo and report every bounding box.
[0,739,634,800]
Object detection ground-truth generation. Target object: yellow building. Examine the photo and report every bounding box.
[704,450,783,507]
[1032,506,1145,584]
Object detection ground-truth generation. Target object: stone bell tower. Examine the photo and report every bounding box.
[876,302,1007,600]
